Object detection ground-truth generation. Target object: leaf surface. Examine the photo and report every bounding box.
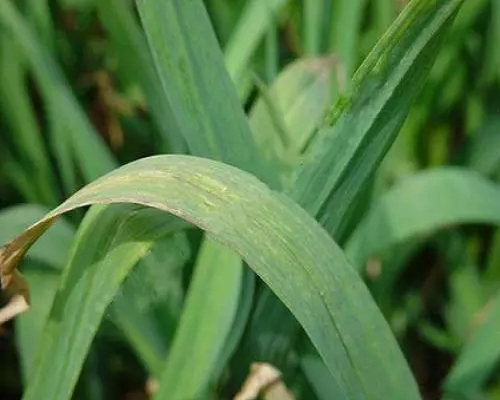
[0,155,420,400]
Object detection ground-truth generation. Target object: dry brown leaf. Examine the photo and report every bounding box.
[365,257,382,280]
[0,293,29,325]
[0,220,53,324]
[145,378,159,396]
[234,362,296,400]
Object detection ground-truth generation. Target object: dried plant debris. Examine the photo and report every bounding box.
[234,363,296,400]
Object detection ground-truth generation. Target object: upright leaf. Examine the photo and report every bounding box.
[224,0,289,88]
[249,56,337,176]
[0,0,117,185]
[110,232,191,375]
[95,0,187,153]
[328,0,368,79]
[0,35,56,205]
[292,0,464,238]
[135,2,281,396]
[136,0,280,188]
[303,0,324,55]
[152,238,242,400]
[16,266,60,381]
[248,0,464,393]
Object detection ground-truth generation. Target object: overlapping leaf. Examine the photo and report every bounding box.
[0,155,421,400]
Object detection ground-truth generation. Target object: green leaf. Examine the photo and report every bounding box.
[212,267,255,379]
[152,238,242,400]
[0,155,420,400]
[0,206,71,381]
[248,0,464,389]
[292,0,464,238]
[468,116,500,180]
[346,168,500,274]
[0,0,118,186]
[110,232,191,375]
[485,229,500,283]
[444,291,500,398]
[264,22,279,83]
[136,0,280,189]
[135,1,282,393]
[16,265,60,381]
[373,0,397,37]
[301,344,345,400]
[19,203,186,400]
[109,281,169,375]
[328,0,368,79]
[249,56,337,176]
[303,0,324,55]
[0,35,56,205]
[0,148,40,204]
[2,206,188,381]
[224,0,289,87]
[24,0,55,51]
[481,0,500,84]
[446,264,485,342]
[237,286,299,374]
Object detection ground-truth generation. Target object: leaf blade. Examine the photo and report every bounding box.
[0,155,421,400]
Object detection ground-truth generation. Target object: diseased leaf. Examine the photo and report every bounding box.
[136,0,280,189]
[0,155,420,400]
[292,0,464,238]
[135,2,282,396]
[248,0,464,392]
[0,205,74,269]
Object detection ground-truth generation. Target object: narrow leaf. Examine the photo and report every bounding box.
[0,35,56,205]
[328,0,368,79]
[0,0,118,183]
[249,56,338,175]
[136,0,280,188]
[110,232,191,375]
[95,0,187,153]
[152,238,242,400]
[20,203,186,400]
[293,0,464,238]
[248,0,464,391]
[224,0,289,87]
